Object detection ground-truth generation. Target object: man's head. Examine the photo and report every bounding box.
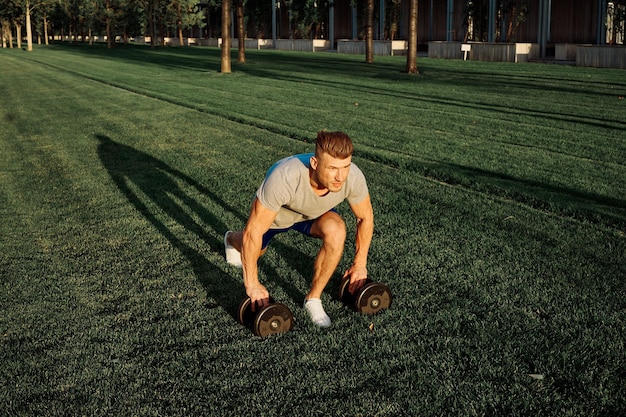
[314,131,354,160]
[310,131,354,193]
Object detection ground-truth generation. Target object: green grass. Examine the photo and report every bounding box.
[1,43,625,416]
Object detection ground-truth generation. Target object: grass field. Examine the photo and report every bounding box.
[1,43,625,416]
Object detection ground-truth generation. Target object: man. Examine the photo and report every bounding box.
[224,131,374,328]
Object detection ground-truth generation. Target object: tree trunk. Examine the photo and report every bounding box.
[405,0,418,74]
[26,2,33,51]
[10,25,13,48]
[16,24,22,49]
[221,0,232,73]
[1,20,8,48]
[365,0,374,63]
[106,0,112,49]
[506,6,517,42]
[235,0,245,63]
[149,2,156,49]
[177,4,184,46]
[106,19,112,48]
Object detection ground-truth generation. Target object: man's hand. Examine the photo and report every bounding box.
[246,282,270,312]
[343,265,368,294]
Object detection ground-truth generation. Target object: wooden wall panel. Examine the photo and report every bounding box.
[551,0,599,44]
[280,0,603,45]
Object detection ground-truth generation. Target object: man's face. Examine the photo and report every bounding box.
[310,152,352,193]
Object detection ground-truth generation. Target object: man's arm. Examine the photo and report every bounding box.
[242,197,278,308]
[344,194,374,291]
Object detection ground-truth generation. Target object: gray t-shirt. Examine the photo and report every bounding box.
[256,153,369,229]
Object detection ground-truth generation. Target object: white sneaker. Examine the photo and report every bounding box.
[224,231,242,267]
[304,298,331,328]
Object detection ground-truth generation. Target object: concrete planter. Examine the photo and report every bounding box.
[337,40,407,56]
[274,39,330,52]
[429,41,539,63]
[577,45,626,69]
[470,42,539,62]
[428,41,463,59]
[555,43,578,61]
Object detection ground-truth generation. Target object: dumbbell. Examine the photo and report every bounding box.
[339,277,393,315]
[237,296,294,337]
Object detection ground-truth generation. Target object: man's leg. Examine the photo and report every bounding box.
[226,230,243,251]
[303,211,346,327]
[224,231,243,267]
[224,230,270,266]
[306,211,347,299]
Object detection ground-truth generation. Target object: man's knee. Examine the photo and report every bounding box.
[313,212,346,246]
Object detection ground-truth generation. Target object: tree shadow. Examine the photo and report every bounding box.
[96,134,323,318]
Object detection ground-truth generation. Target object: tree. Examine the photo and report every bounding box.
[25,0,32,50]
[292,0,326,39]
[97,0,136,48]
[234,0,245,62]
[104,0,116,48]
[464,0,528,43]
[59,0,82,44]
[1,18,10,48]
[33,1,56,45]
[137,0,160,48]
[387,0,401,41]
[221,0,231,72]
[13,0,60,51]
[10,0,24,49]
[170,0,185,45]
[500,0,528,42]
[608,0,626,45]
[167,0,204,46]
[0,0,22,48]
[118,0,143,44]
[45,1,68,43]
[463,0,488,41]
[247,0,270,39]
[364,0,373,63]
[405,0,418,73]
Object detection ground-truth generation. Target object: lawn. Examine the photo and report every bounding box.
[1,43,625,416]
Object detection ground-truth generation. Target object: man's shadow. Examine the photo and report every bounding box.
[96,134,319,319]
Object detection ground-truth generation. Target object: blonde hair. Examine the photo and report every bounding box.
[315,131,354,159]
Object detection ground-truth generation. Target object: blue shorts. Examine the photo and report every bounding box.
[261,209,338,249]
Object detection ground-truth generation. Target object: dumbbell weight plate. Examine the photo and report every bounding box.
[339,277,370,305]
[237,297,253,325]
[237,296,276,326]
[355,282,392,315]
[339,277,353,305]
[253,303,294,337]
